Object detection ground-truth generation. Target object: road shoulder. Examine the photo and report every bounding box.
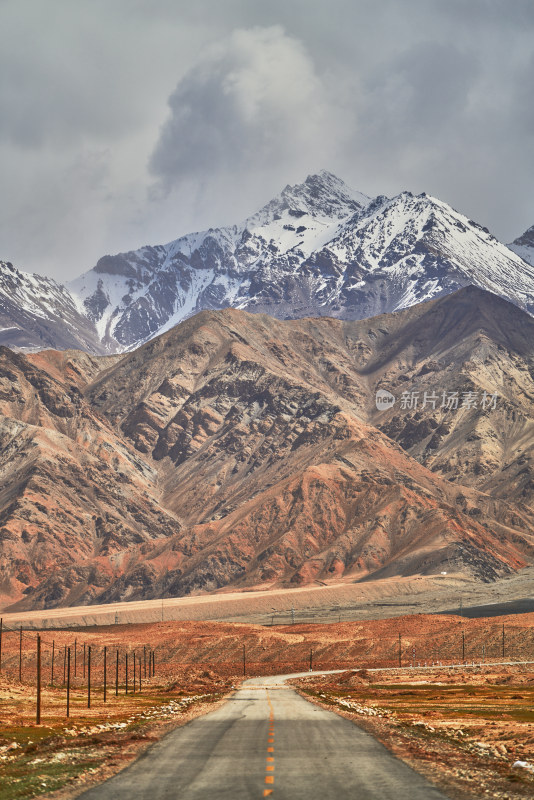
[292,672,534,800]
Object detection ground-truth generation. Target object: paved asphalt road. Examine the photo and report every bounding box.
[80,671,449,799]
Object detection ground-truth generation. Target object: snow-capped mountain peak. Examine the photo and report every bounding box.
[321,190,534,318]
[267,169,370,219]
[68,172,373,348]
[67,176,534,350]
[509,224,534,267]
[3,173,534,354]
[0,260,104,352]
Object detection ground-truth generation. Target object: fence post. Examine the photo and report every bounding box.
[152,650,155,677]
[36,635,41,725]
[87,646,91,709]
[19,625,22,682]
[103,646,107,703]
[66,647,71,717]
[309,649,313,671]
[51,640,55,687]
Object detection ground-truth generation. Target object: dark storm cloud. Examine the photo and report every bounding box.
[0,3,159,148]
[1,0,534,280]
[367,43,479,139]
[516,52,534,135]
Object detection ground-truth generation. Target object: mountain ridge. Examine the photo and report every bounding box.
[2,171,534,354]
[1,286,533,611]
[0,260,105,353]
[509,224,534,266]
[69,178,534,350]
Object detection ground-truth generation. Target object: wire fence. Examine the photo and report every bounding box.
[0,616,533,725]
[0,619,158,724]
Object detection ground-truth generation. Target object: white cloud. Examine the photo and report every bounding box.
[148,26,353,227]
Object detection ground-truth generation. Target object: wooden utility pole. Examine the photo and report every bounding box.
[87,646,91,709]
[103,646,107,703]
[36,635,41,725]
[66,647,71,717]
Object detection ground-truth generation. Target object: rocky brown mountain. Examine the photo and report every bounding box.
[1,286,533,611]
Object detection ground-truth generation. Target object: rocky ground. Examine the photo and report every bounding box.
[0,667,235,800]
[294,665,534,799]
[1,612,534,682]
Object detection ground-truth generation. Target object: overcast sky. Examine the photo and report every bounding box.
[1,0,534,282]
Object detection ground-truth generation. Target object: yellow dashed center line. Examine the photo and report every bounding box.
[264,690,276,796]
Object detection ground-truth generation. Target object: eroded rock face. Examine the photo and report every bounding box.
[1,286,534,610]
[0,346,181,609]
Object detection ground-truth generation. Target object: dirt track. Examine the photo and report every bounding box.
[3,568,534,630]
